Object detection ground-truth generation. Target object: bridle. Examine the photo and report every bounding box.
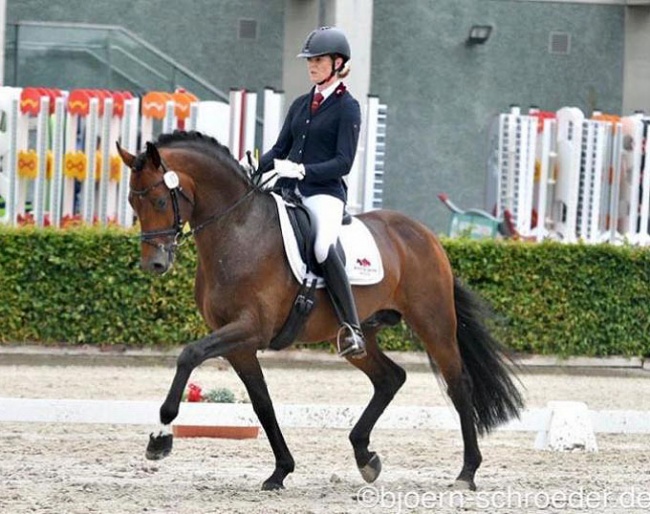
[129,162,192,251]
[129,158,257,259]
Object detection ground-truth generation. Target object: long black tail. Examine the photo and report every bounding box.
[453,277,524,434]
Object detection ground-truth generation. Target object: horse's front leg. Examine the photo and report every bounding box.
[226,351,295,490]
[145,323,251,461]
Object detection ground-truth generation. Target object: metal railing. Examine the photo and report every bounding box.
[5,21,229,102]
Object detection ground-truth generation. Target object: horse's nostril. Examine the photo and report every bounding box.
[144,260,168,274]
[151,262,167,274]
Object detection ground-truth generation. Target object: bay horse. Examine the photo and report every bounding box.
[116,131,524,492]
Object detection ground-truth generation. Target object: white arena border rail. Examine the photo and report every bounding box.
[2,398,650,450]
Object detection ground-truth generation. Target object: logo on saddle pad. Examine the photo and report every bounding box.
[353,257,377,278]
[271,193,384,288]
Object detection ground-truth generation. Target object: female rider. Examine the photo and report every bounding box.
[244,27,365,359]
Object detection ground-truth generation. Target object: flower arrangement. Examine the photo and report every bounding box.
[182,383,240,403]
[174,382,258,439]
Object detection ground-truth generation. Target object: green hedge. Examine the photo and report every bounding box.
[1,227,649,356]
[443,238,650,357]
[0,227,204,346]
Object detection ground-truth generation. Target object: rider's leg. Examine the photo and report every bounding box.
[302,194,366,358]
[320,245,366,358]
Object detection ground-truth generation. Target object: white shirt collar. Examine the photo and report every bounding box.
[315,80,341,102]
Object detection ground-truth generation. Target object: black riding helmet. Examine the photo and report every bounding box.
[297,27,350,84]
[297,26,351,61]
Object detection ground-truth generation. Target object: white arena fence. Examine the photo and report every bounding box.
[0,86,387,228]
[488,106,650,245]
[1,398,649,452]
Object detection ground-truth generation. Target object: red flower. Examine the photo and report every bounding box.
[187,383,203,402]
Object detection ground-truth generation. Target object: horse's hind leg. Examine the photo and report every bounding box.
[346,326,407,483]
[404,304,482,491]
[226,351,295,491]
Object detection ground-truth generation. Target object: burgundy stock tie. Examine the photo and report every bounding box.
[311,92,324,114]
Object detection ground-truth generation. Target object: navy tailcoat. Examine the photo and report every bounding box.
[260,84,361,202]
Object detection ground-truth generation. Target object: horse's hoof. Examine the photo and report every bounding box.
[359,453,382,483]
[451,478,476,491]
[261,480,285,491]
[146,432,173,460]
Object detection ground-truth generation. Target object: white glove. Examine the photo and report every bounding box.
[239,153,258,174]
[274,159,305,180]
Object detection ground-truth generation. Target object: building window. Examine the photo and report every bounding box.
[239,19,258,40]
[549,32,571,55]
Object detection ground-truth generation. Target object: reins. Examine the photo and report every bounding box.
[188,168,277,237]
[178,163,277,239]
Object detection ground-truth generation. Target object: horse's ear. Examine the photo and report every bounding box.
[115,141,136,168]
[146,142,162,169]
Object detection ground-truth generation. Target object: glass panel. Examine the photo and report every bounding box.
[4,22,228,103]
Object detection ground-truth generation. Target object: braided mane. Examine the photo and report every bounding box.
[148,130,254,186]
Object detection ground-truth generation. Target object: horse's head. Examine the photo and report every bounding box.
[117,141,195,274]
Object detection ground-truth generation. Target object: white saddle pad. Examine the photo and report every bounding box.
[271,192,384,288]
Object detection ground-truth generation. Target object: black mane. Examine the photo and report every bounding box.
[155,130,233,157]
[146,130,254,186]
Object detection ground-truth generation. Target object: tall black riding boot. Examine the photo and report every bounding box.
[320,245,367,359]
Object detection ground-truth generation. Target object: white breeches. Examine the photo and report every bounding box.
[302,194,344,264]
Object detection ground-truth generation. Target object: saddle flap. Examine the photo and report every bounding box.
[285,203,319,274]
[271,192,384,288]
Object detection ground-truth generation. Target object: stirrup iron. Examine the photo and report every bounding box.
[336,323,366,359]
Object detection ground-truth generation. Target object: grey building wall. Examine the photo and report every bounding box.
[6,0,285,94]
[623,7,650,114]
[0,0,5,84]
[371,0,625,231]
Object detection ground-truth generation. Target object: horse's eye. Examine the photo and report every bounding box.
[155,196,168,210]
